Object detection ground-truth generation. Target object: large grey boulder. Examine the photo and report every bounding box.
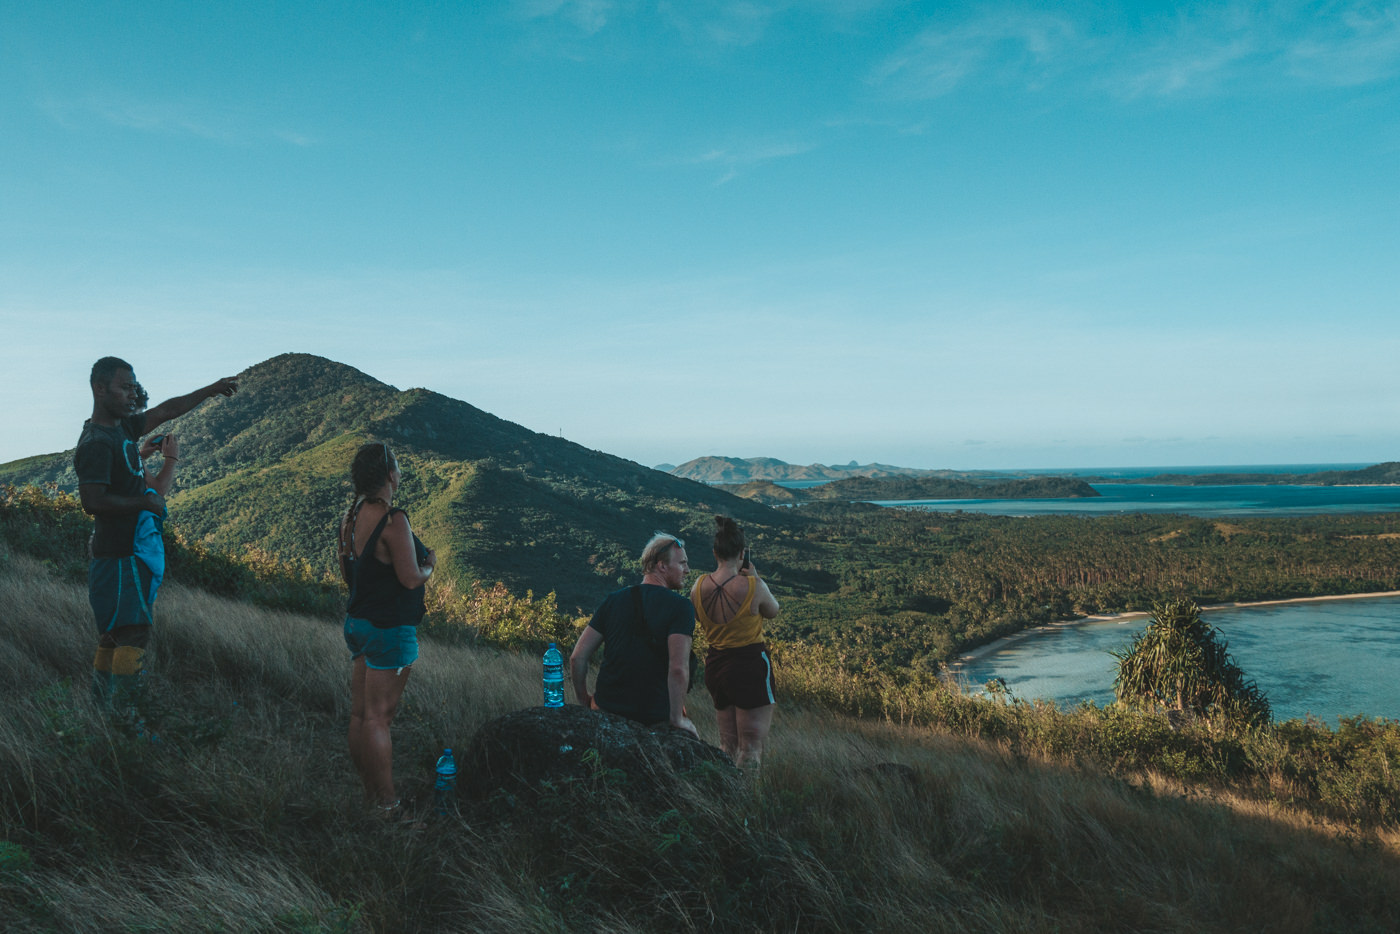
[461,705,736,803]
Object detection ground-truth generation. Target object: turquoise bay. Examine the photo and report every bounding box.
[878,482,1400,518]
[955,596,1400,724]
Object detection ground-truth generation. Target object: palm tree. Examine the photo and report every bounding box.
[1112,599,1270,727]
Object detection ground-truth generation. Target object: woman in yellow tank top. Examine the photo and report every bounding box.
[690,515,780,768]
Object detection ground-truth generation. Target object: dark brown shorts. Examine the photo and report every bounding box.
[704,643,776,710]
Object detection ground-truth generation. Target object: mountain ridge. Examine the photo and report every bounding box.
[0,353,784,610]
[665,454,975,484]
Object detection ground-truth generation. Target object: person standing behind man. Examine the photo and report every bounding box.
[75,356,238,708]
[690,516,780,769]
[570,533,698,738]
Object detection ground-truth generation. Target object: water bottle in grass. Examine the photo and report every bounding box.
[542,642,565,708]
[434,748,457,815]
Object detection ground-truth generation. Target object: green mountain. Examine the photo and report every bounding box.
[1,353,781,610]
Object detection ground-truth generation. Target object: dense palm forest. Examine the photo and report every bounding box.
[6,353,1400,688]
[751,504,1400,675]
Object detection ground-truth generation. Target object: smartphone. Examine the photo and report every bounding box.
[741,548,750,570]
[149,434,166,447]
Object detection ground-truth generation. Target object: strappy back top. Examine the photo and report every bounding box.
[345,507,427,629]
[690,573,764,651]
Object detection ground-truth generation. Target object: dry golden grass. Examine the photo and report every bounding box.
[0,549,1397,932]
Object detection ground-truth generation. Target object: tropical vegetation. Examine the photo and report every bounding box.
[0,531,1397,932]
[1113,599,1272,727]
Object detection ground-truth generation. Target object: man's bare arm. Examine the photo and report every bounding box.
[667,634,698,737]
[143,376,239,431]
[570,627,604,709]
[78,484,164,518]
[145,435,179,497]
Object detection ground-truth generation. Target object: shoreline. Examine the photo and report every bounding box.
[946,589,1400,675]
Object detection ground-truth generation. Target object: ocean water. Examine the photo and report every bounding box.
[955,597,1400,723]
[878,483,1400,518]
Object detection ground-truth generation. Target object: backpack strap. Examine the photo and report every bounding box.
[631,584,698,693]
[629,585,658,652]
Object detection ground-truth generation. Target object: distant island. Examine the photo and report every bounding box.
[663,455,982,484]
[720,475,1099,506]
[1083,463,1400,486]
[666,455,1400,490]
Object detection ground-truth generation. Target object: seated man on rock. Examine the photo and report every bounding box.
[569,533,698,738]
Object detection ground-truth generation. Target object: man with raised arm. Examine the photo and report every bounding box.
[570,532,699,737]
[75,356,239,709]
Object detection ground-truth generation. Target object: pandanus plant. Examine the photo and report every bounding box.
[1113,598,1271,728]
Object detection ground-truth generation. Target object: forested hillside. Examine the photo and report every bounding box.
[0,354,777,610]
[7,354,1400,677]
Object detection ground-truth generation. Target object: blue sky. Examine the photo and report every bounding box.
[2,1,1397,470]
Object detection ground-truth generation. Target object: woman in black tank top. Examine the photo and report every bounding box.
[337,443,436,814]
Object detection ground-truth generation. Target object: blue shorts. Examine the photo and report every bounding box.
[343,616,419,671]
[89,556,156,633]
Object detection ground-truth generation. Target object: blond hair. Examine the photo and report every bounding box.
[640,532,684,572]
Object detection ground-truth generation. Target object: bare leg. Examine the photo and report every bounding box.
[734,704,775,770]
[347,659,370,802]
[348,659,411,806]
[715,706,739,760]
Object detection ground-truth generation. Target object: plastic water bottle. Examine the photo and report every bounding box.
[542,642,565,708]
[434,748,457,815]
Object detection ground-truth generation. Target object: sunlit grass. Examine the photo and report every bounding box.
[0,549,1397,932]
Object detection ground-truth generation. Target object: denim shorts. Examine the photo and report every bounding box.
[343,616,419,671]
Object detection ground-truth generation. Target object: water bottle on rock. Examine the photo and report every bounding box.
[542,642,565,708]
[434,748,457,815]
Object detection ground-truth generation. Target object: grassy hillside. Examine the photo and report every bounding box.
[2,353,781,612]
[1,539,1398,932]
[10,353,1400,684]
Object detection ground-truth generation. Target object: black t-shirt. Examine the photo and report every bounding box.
[73,414,148,558]
[589,583,695,725]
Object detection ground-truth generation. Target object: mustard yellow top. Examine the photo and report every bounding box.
[691,573,765,651]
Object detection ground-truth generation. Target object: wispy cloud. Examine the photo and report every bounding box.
[659,1,776,48]
[869,3,1400,102]
[1286,2,1400,86]
[37,93,314,146]
[1116,1,1400,98]
[517,0,618,36]
[685,139,816,185]
[869,11,1078,98]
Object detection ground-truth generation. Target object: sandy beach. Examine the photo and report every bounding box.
[946,589,1400,675]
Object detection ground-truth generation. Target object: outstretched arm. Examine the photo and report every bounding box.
[143,376,239,432]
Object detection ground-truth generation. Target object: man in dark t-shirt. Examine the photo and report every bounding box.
[76,356,239,708]
[569,533,698,736]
